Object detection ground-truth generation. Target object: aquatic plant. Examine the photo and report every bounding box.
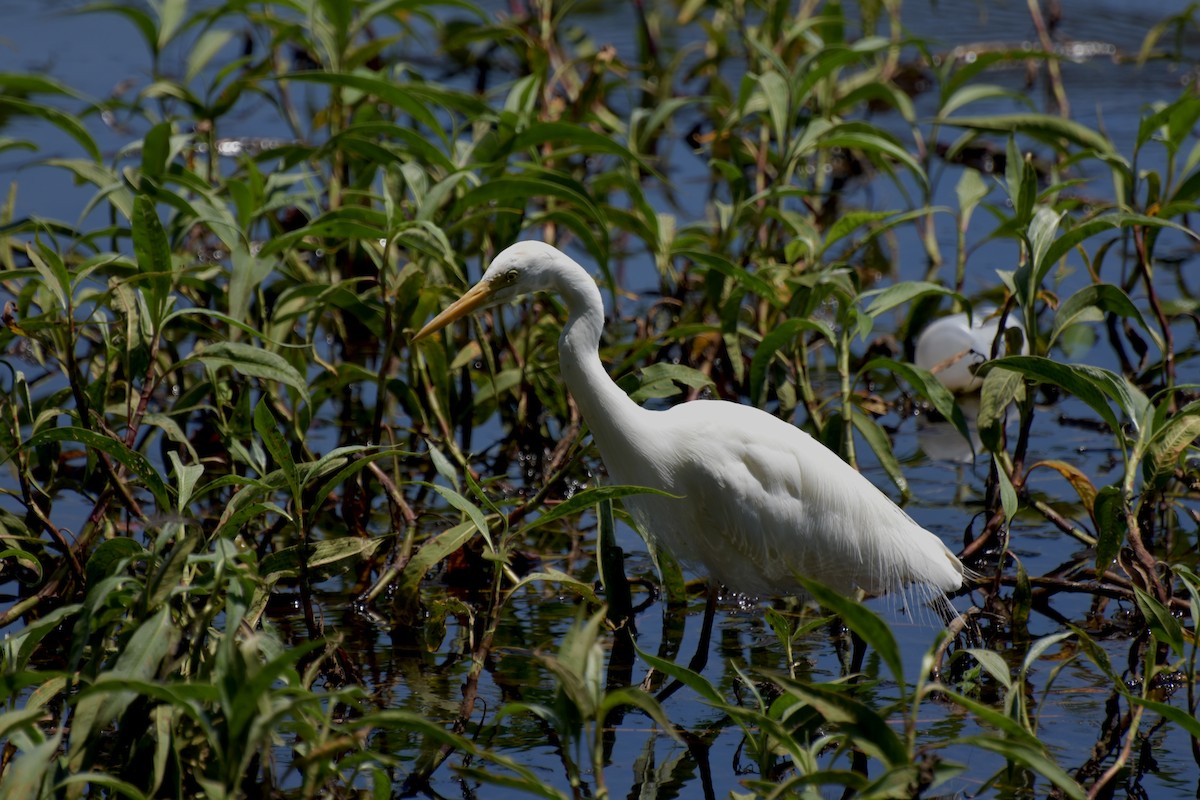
[0,0,1197,797]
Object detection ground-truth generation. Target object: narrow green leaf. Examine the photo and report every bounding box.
[393,521,476,614]
[679,249,781,308]
[185,28,236,84]
[862,281,963,319]
[635,647,724,705]
[977,366,1024,453]
[979,356,1124,435]
[794,575,905,692]
[0,97,101,161]
[253,399,299,501]
[139,121,170,183]
[521,485,676,533]
[860,357,973,449]
[25,242,71,312]
[84,538,149,587]
[943,113,1113,155]
[1132,586,1185,657]
[23,427,171,512]
[192,341,310,402]
[260,538,382,586]
[68,606,177,769]
[997,461,1019,523]
[749,317,836,406]
[1049,283,1161,351]
[849,407,908,498]
[1027,206,1064,287]
[627,362,716,403]
[962,736,1085,800]
[956,167,990,218]
[782,679,909,766]
[131,194,173,325]
[1126,693,1200,740]
[955,647,1012,690]
[1143,400,1200,481]
[427,483,492,551]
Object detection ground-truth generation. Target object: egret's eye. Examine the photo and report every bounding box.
[490,269,520,289]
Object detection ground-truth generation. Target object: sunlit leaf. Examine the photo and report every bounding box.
[1132,586,1185,657]
[191,341,310,403]
[23,426,172,512]
[794,576,905,692]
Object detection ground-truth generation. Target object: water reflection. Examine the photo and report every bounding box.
[918,394,982,464]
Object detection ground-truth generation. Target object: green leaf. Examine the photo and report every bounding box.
[955,167,990,219]
[1126,693,1200,741]
[627,362,715,403]
[679,249,781,308]
[84,538,149,587]
[511,121,650,173]
[521,485,676,533]
[253,399,299,501]
[962,648,1014,691]
[25,242,71,312]
[3,605,80,672]
[1132,586,1185,657]
[849,407,908,498]
[1143,400,1200,481]
[68,606,177,770]
[860,357,972,449]
[393,521,477,615]
[997,460,1019,523]
[599,687,684,743]
[426,483,494,553]
[782,679,910,766]
[139,121,170,183]
[259,538,382,585]
[979,367,1027,453]
[131,194,173,326]
[185,28,236,84]
[0,97,101,162]
[191,341,310,403]
[635,647,724,705]
[1049,283,1162,351]
[979,356,1136,437]
[0,731,60,799]
[962,735,1085,799]
[794,575,905,692]
[749,317,836,406]
[942,113,1113,155]
[23,426,171,512]
[1026,206,1064,287]
[862,281,964,319]
[757,70,791,150]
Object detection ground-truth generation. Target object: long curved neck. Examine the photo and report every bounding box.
[553,267,647,451]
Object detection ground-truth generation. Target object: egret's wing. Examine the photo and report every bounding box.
[667,402,962,597]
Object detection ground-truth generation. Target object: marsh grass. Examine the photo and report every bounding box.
[0,0,1199,797]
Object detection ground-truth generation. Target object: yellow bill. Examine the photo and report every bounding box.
[412,281,495,342]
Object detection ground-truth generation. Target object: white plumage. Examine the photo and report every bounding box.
[416,241,968,604]
[915,310,1026,393]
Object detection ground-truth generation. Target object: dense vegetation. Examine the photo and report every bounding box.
[1,0,1198,797]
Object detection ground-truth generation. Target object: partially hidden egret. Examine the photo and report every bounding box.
[915,309,1025,393]
[415,242,970,613]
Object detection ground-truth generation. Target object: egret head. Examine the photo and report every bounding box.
[412,241,568,342]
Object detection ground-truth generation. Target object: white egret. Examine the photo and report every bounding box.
[915,309,1025,393]
[414,242,970,614]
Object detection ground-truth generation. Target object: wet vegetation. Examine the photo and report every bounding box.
[1,0,1199,797]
